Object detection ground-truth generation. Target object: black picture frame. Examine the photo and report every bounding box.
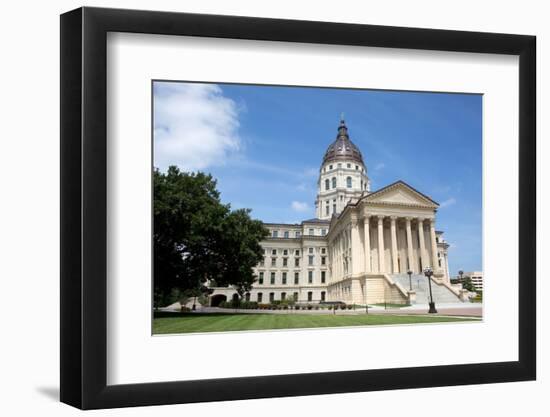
[60,6,536,410]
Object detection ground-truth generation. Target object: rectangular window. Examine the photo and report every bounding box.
[270,272,275,285]
[281,292,286,300]
[325,205,329,216]
[321,229,326,236]
[329,165,333,170]
[308,255,314,266]
[284,231,289,238]
[294,272,299,284]
[293,292,299,301]
[333,204,336,213]
[283,249,288,256]
[259,272,264,284]
[282,272,287,284]
[272,230,278,238]
[309,228,314,235]
[347,163,351,168]
[271,258,276,267]
[272,249,277,255]
[294,258,299,267]
[296,231,301,238]
[321,271,326,283]
[308,291,313,301]
[321,257,326,265]
[308,271,313,284]
[283,258,288,267]
[257,293,263,302]
[309,248,314,254]
[321,248,326,254]
[259,257,264,266]
[321,291,326,301]
[295,250,300,256]
[269,293,274,302]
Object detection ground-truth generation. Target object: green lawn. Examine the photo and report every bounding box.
[153,312,479,334]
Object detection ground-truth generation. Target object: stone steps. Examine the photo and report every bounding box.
[390,274,464,304]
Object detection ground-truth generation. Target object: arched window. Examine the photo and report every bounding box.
[346,176,352,188]
[331,177,337,188]
[325,178,330,190]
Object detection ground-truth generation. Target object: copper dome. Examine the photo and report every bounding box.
[322,119,364,165]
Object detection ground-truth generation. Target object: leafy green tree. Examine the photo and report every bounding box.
[462,277,476,292]
[153,166,268,307]
[214,208,268,299]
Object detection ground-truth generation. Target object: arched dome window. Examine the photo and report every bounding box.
[331,177,337,188]
[325,179,330,190]
[346,176,352,188]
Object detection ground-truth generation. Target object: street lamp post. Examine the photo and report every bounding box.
[424,266,438,314]
[458,270,464,284]
[407,269,413,291]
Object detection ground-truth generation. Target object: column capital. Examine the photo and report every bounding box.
[390,215,398,221]
[417,217,425,224]
[405,216,413,222]
[429,218,436,226]
[377,216,384,224]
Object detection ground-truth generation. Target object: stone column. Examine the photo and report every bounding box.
[417,218,427,271]
[377,216,385,273]
[429,218,440,274]
[405,217,414,273]
[363,216,371,273]
[351,219,361,276]
[390,216,399,273]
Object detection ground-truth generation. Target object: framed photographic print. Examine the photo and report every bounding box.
[60,6,536,410]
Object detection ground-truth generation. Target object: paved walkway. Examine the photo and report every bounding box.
[161,304,482,318]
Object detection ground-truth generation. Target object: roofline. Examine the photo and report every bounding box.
[360,180,439,206]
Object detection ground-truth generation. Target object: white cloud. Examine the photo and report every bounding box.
[154,82,241,171]
[291,201,309,212]
[374,162,385,171]
[440,197,457,208]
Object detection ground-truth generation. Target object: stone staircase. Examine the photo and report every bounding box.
[390,273,464,304]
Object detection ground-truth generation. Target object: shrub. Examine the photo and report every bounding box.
[314,305,319,310]
[307,305,313,310]
[327,305,333,310]
[347,305,353,310]
[180,306,191,312]
[340,304,347,310]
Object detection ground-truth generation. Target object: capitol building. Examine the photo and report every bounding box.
[210,119,469,306]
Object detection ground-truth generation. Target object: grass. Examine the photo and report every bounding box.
[153,312,480,335]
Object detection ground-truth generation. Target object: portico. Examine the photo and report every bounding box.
[327,181,446,278]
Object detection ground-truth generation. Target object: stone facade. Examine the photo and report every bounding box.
[210,119,461,306]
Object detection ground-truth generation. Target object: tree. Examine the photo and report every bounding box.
[153,166,268,307]
[214,208,268,299]
[462,277,476,292]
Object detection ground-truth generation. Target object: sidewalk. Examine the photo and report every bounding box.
[161,303,482,317]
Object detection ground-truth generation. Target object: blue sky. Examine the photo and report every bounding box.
[153,81,482,275]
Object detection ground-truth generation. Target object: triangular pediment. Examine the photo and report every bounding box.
[363,181,438,208]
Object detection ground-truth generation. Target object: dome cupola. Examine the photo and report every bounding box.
[322,118,364,165]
